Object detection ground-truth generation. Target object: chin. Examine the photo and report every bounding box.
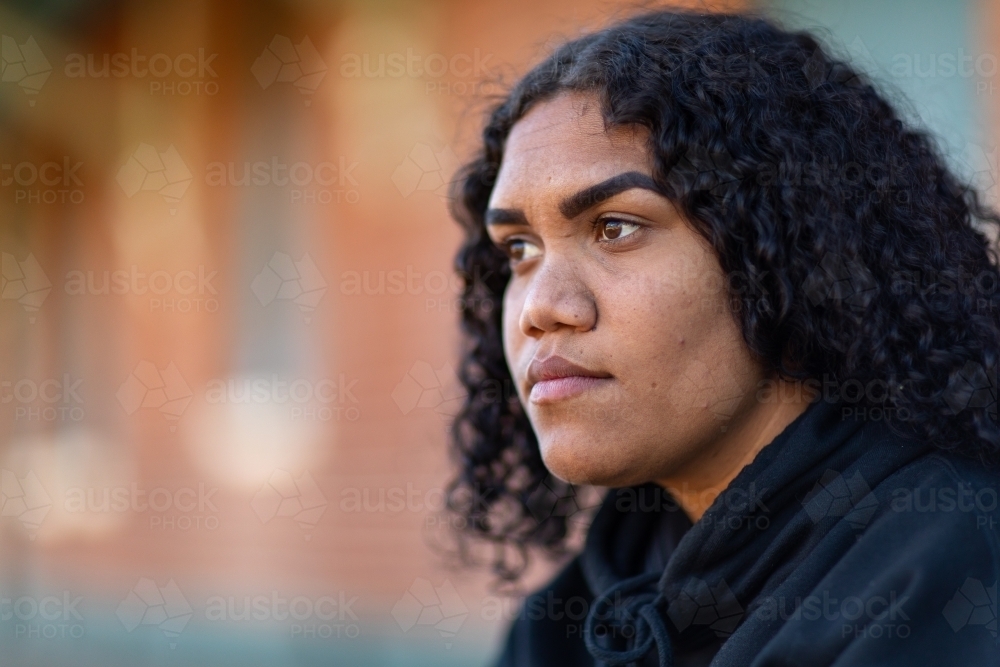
[538,432,648,488]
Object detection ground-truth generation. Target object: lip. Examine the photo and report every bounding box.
[526,355,612,404]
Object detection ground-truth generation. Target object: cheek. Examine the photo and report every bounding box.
[647,246,730,339]
[645,273,756,421]
[501,282,527,369]
[607,251,745,401]
[604,260,717,353]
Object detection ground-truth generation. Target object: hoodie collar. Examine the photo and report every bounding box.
[580,398,931,665]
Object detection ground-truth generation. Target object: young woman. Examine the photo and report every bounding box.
[448,10,1000,666]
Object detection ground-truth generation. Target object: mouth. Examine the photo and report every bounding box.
[526,355,613,405]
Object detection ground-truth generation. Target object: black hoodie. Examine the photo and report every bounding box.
[495,399,1000,666]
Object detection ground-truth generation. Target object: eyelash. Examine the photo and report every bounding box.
[497,237,537,264]
[496,216,644,264]
[592,216,644,242]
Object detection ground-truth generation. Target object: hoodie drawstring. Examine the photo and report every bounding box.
[584,571,674,667]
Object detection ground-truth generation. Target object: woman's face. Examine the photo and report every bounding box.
[486,91,768,488]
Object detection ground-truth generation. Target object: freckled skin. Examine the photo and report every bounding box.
[488,92,809,519]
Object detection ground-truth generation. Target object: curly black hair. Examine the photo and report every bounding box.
[446,9,1000,579]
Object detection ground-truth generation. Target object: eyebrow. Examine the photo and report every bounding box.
[484,171,663,227]
[484,208,528,226]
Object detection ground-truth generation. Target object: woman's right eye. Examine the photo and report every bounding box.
[502,238,542,263]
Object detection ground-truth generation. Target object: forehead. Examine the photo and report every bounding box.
[490,92,653,205]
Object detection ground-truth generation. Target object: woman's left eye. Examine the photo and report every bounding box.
[598,219,641,241]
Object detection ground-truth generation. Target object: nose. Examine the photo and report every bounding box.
[517,253,597,337]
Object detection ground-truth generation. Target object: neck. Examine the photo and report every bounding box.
[658,379,812,522]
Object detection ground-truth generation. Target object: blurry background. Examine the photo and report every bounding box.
[0,0,996,664]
